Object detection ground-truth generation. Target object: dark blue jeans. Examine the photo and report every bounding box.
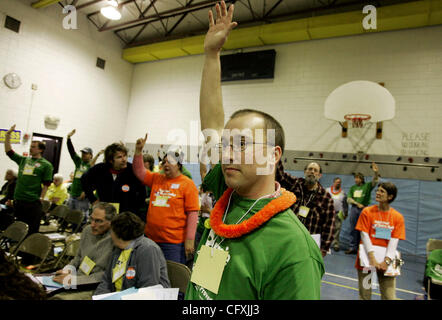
[157,242,186,265]
[349,205,363,250]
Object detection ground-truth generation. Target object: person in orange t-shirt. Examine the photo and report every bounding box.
[355,182,406,300]
[132,134,200,265]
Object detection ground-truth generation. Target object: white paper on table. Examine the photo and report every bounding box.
[122,287,179,300]
[92,292,117,300]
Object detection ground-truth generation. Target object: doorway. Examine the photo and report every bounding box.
[32,133,63,174]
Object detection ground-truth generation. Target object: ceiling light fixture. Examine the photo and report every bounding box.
[100,0,121,20]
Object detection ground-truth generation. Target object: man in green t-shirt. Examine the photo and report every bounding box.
[185,2,324,300]
[4,125,53,235]
[66,129,102,221]
[345,163,380,254]
[66,129,92,219]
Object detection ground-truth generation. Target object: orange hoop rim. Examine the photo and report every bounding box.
[343,113,372,121]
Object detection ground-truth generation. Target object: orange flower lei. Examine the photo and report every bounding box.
[330,186,342,195]
[210,188,297,239]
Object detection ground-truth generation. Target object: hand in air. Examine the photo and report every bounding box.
[135,133,148,154]
[204,1,238,55]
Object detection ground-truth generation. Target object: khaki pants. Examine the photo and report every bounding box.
[357,269,397,300]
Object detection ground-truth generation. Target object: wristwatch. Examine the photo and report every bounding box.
[384,257,392,265]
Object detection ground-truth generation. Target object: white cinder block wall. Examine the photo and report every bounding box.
[0,0,133,180]
[125,25,442,158]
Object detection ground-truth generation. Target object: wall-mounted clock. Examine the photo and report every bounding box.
[3,73,22,89]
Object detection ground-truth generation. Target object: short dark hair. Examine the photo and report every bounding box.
[143,154,155,171]
[92,202,117,221]
[333,177,341,182]
[32,141,46,153]
[379,182,398,203]
[104,142,127,164]
[111,211,145,241]
[230,109,285,154]
[354,172,365,183]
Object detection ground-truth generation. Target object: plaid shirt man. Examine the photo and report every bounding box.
[276,161,336,255]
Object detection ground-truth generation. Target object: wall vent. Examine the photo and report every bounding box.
[96,57,106,70]
[5,15,21,33]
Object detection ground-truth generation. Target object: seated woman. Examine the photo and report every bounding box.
[94,212,170,295]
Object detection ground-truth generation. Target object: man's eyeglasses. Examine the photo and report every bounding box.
[215,139,274,152]
[89,217,105,224]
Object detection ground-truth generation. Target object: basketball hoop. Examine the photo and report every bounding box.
[344,114,371,128]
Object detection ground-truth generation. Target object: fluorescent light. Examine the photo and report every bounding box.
[101,0,121,20]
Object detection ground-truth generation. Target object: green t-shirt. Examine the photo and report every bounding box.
[349,182,374,206]
[186,166,324,300]
[8,152,53,202]
[70,154,91,198]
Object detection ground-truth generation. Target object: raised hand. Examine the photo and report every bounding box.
[204,1,237,55]
[6,124,16,135]
[67,129,76,138]
[135,133,148,154]
[372,162,379,173]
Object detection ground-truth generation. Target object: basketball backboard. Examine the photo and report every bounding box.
[324,80,395,123]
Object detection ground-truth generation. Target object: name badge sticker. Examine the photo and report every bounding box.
[190,245,228,294]
[374,227,392,240]
[171,184,180,189]
[79,256,96,275]
[353,190,363,198]
[298,206,310,218]
[23,163,35,176]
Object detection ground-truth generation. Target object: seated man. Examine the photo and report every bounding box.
[1,169,17,206]
[0,169,17,230]
[52,202,116,300]
[94,211,170,295]
[45,173,69,211]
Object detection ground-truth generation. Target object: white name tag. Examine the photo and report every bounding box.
[190,245,229,294]
[171,184,180,189]
[354,190,363,198]
[298,206,310,218]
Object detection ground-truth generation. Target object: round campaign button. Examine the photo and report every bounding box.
[122,184,130,192]
[126,267,136,279]
[204,218,211,229]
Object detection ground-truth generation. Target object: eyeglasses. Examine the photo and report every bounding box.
[89,217,105,224]
[215,139,274,152]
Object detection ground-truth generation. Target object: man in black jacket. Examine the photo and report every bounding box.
[81,143,147,221]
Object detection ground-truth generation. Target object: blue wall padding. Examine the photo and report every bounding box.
[182,164,441,257]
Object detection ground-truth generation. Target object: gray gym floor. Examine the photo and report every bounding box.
[321,249,426,300]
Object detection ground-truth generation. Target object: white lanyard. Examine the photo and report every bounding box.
[213,191,273,247]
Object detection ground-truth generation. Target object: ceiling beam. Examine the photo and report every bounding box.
[31,0,62,9]
[100,0,236,32]
[87,0,137,17]
[76,0,105,10]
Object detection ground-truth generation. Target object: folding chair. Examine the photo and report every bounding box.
[39,237,81,273]
[0,221,29,255]
[14,233,52,273]
[54,238,81,270]
[41,200,51,213]
[60,210,84,234]
[166,260,191,296]
[39,205,70,233]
